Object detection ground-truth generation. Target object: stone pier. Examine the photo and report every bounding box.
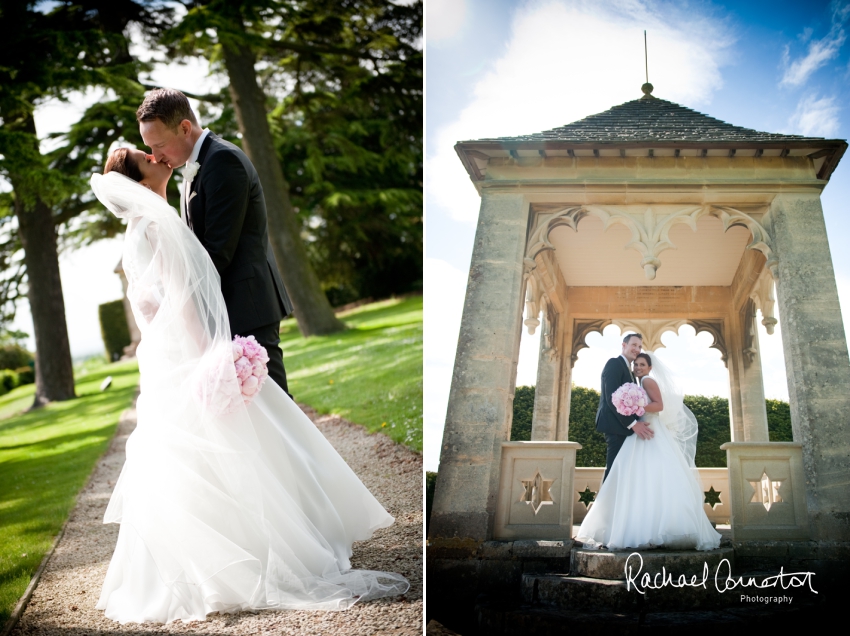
[430,192,529,543]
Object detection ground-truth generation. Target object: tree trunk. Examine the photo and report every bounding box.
[16,196,76,407]
[221,42,346,336]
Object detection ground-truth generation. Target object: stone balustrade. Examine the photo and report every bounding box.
[572,466,731,525]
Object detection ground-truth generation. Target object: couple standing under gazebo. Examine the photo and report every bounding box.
[576,332,721,552]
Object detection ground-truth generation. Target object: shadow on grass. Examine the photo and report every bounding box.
[279,297,422,450]
[280,296,422,338]
[0,360,139,629]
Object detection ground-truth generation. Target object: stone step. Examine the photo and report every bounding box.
[522,574,638,611]
[522,569,817,613]
[523,572,744,612]
[572,546,735,580]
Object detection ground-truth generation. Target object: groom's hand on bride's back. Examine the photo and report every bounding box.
[632,421,654,440]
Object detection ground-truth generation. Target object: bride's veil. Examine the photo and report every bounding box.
[90,171,409,610]
[90,171,244,418]
[643,350,700,468]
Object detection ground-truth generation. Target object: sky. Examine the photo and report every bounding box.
[424,0,850,471]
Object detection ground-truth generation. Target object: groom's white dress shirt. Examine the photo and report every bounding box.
[181,128,211,220]
[620,354,637,430]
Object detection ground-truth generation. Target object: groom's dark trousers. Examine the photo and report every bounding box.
[596,356,637,482]
[185,132,295,397]
[241,321,289,396]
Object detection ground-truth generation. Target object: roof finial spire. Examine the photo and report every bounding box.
[641,30,654,98]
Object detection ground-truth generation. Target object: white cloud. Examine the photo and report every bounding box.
[427,0,734,224]
[780,34,845,87]
[780,2,849,87]
[425,0,467,43]
[423,257,468,471]
[425,0,736,468]
[788,94,840,137]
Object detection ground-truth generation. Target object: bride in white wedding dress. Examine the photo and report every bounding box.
[575,352,721,552]
[89,156,408,624]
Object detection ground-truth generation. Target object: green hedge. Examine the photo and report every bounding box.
[98,299,131,362]
[425,390,794,531]
[512,386,794,467]
[0,344,32,371]
[0,369,17,396]
[509,386,535,441]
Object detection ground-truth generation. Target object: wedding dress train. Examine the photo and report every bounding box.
[575,360,721,552]
[90,172,408,624]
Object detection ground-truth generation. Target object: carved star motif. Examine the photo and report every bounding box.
[748,471,784,511]
[704,486,722,509]
[577,486,596,508]
[520,470,555,515]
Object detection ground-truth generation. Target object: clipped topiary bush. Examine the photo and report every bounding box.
[0,368,19,395]
[512,385,794,467]
[98,299,131,362]
[0,343,33,370]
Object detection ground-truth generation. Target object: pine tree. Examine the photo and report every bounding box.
[0,0,161,406]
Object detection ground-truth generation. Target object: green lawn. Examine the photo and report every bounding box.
[0,296,422,629]
[0,360,139,630]
[280,295,423,451]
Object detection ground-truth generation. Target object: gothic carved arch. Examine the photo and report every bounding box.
[611,318,687,352]
[740,298,759,366]
[568,317,728,368]
[749,267,778,334]
[688,319,729,367]
[569,318,611,368]
[523,258,545,335]
[526,205,777,281]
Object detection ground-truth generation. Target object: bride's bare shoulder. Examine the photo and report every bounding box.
[641,376,660,391]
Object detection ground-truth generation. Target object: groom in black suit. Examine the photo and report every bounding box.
[596,332,654,481]
[137,88,294,396]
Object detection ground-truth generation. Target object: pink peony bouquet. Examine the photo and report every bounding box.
[612,382,649,417]
[194,335,270,416]
[232,334,270,405]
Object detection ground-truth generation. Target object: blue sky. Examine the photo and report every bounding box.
[424,0,850,470]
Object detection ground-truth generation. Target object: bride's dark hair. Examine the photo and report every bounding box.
[636,352,652,366]
[104,147,143,182]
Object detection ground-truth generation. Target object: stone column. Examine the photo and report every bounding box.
[768,193,850,541]
[531,310,561,441]
[739,303,769,441]
[725,333,746,442]
[726,304,769,441]
[556,315,574,441]
[430,192,529,543]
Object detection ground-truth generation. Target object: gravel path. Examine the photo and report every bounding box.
[11,404,423,636]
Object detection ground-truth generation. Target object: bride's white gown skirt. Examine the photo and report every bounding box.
[575,414,721,552]
[96,369,408,624]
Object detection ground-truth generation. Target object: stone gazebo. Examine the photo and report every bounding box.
[428,86,850,627]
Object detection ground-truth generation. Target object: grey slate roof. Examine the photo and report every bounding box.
[472,95,827,145]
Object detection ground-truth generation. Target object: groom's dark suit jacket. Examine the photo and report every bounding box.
[595,356,637,437]
[186,133,293,336]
